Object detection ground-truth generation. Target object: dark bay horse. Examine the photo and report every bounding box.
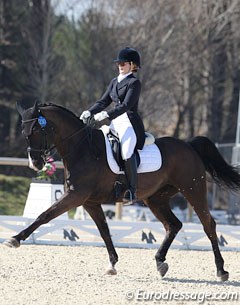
[4,102,240,281]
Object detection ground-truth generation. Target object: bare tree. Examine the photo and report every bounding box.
[107,0,240,141]
[22,0,63,103]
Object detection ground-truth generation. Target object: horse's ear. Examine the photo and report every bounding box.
[16,101,25,116]
[32,101,39,115]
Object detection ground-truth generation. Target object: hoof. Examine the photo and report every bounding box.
[3,238,20,248]
[105,267,117,275]
[157,262,169,278]
[218,271,229,282]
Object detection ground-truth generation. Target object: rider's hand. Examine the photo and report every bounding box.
[94,111,109,122]
[80,110,91,124]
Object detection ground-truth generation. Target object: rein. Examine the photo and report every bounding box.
[57,117,99,160]
[47,125,89,156]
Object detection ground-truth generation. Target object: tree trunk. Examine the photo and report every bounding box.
[208,43,227,141]
[223,70,240,142]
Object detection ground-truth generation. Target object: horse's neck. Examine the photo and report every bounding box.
[41,105,84,129]
[54,124,86,159]
[40,105,106,165]
[83,128,106,159]
[41,106,85,156]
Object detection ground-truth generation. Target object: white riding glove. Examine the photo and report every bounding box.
[80,110,91,124]
[94,111,109,122]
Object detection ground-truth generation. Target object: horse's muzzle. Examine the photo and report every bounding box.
[28,152,43,171]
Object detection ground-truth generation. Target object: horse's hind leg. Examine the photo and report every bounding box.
[184,186,229,281]
[145,187,182,278]
[83,204,118,275]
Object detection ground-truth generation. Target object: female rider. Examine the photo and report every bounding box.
[80,47,145,204]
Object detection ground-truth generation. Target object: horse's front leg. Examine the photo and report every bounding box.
[84,204,118,275]
[4,190,87,248]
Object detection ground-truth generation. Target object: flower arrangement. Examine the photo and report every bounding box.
[36,157,56,181]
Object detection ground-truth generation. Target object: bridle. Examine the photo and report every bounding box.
[21,117,50,162]
[22,115,97,163]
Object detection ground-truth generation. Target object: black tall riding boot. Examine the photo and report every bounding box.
[123,154,137,205]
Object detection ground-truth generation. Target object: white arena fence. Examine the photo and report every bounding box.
[74,204,240,225]
[0,157,64,168]
[0,211,239,251]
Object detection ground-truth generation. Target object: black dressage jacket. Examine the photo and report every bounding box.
[88,74,145,150]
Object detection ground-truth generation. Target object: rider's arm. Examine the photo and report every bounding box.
[107,79,141,120]
[88,79,115,115]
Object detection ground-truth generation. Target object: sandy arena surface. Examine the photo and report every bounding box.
[0,245,239,305]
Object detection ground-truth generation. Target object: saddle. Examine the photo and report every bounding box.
[102,125,156,171]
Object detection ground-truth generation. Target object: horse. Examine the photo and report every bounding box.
[4,101,240,281]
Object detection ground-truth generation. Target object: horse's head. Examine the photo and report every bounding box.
[16,101,50,171]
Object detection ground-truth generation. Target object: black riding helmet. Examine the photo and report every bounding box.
[114,47,141,67]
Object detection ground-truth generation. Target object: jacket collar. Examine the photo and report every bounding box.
[117,74,135,90]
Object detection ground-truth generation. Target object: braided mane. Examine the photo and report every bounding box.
[39,103,80,121]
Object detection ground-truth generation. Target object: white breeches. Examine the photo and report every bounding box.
[110,113,137,160]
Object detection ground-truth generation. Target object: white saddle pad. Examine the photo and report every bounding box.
[101,129,162,174]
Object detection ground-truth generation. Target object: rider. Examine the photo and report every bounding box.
[80,47,145,204]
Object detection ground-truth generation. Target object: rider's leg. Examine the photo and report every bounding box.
[110,113,138,205]
[120,127,137,205]
[122,153,137,204]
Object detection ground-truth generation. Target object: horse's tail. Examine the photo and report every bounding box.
[188,136,240,190]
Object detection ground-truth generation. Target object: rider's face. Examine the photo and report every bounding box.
[117,62,131,75]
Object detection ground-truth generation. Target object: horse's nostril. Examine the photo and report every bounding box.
[35,161,43,170]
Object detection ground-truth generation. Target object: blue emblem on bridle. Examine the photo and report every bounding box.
[38,116,47,128]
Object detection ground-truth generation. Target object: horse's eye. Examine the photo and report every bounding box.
[32,125,40,132]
